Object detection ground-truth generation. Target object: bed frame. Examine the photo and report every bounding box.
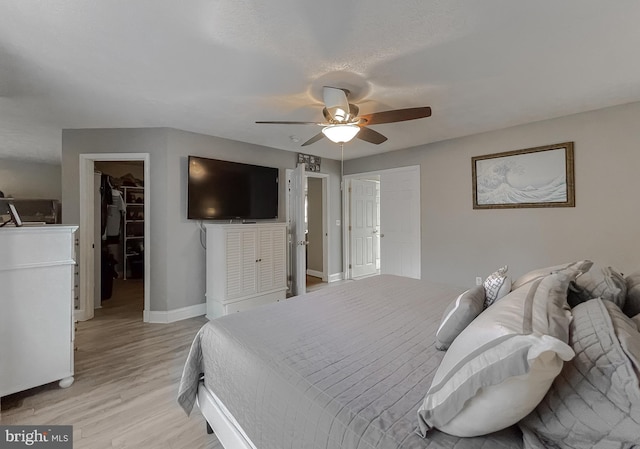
[196,381,256,449]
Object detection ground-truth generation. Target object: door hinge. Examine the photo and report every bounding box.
[348,225,352,231]
[349,264,352,269]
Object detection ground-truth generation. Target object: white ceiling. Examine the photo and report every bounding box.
[1,1,640,164]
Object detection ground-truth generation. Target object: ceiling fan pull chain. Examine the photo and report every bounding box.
[341,143,344,191]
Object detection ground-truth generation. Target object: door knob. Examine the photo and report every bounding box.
[380,234,385,238]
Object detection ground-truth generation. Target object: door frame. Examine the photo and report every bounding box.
[78,153,151,322]
[343,165,420,280]
[285,169,330,285]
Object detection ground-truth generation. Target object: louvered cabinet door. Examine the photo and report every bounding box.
[257,225,287,292]
[225,228,257,300]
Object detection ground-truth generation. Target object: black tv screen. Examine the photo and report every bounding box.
[187,156,279,220]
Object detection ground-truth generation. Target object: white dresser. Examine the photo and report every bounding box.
[205,223,287,319]
[0,225,78,398]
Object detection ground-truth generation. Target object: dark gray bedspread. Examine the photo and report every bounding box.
[178,275,523,449]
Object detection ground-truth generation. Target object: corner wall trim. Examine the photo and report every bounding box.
[145,303,206,324]
[328,273,344,283]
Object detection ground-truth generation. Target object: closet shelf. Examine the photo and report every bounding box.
[123,186,144,280]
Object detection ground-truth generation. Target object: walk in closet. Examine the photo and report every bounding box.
[94,161,145,307]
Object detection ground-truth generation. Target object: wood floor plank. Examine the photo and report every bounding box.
[1,278,222,448]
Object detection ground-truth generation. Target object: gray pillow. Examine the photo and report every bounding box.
[568,266,627,309]
[435,285,485,351]
[624,270,640,317]
[511,259,593,291]
[519,298,640,449]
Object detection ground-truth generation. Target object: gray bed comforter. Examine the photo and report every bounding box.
[178,275,523,449]
[520,298,640,448]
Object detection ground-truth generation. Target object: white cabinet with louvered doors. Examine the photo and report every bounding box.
[205,223,287,319]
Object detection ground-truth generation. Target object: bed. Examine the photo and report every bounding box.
[178,274,523,449]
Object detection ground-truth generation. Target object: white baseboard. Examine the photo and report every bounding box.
[145,303,206,324]
[75,309,91,322]
[306,269,324,278]
[328,272,344,283]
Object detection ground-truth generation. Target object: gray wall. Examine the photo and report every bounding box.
[0,159,62,200]
[62,128,170,310]
[307,177,323,273]
[345,101,640,288]
[62,127,343,313]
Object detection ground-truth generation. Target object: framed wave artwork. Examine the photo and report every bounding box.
[472,142,575,209]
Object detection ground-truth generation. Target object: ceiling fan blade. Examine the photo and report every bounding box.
[301,132,325,146]
[323,86,350,121]
[359,106,432,126]
[256,120,325,125]
[356,126,388,145]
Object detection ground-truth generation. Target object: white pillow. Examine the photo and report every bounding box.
[511,260,593,291]
[417,272,575,437]
[482,265,511,308]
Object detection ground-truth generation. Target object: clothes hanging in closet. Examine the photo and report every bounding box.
[99,174,113,236]
[104,188,125,239]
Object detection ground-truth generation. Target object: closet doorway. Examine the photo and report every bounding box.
[78,153,150,322]
[94,161,145,314]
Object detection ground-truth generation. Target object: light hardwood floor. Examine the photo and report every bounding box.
[305,274,324,292]
[1,278,222,449]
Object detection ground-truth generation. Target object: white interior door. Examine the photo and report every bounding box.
[350,179,378,278]
[380,168,421,279]
[289,163,306,296]
[375,182,381,270]
[94,173,102,309]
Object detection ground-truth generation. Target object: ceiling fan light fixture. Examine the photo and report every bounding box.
[321,124,360,143]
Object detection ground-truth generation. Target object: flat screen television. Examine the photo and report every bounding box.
[187,156,279,220]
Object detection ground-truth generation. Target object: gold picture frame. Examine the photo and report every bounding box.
[472,142,575,209]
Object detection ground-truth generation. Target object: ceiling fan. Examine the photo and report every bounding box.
[256,86,432,146]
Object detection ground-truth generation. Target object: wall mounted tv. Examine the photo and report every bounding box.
[187,156,279,220]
